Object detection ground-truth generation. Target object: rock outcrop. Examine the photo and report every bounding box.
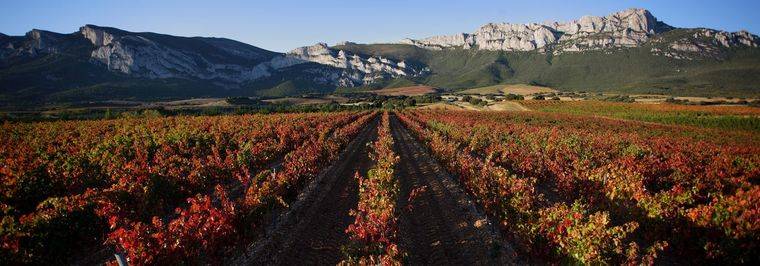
[79,25,287,82]
[287,43,425,85]
[647,28,760,60]
[0,29,65,58]
[398,8,758,55]
[400,8,668,52]
[1,25,424,89]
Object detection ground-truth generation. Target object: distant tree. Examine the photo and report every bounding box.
[505,94,524,100]
[603,95,634,103]
[469,97,486,106]
[529,80,546,86]
[104,108,113,119]
[533,95,546,100]
[404,98,417,107]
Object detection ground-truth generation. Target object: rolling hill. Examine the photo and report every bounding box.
[1,8,759,109]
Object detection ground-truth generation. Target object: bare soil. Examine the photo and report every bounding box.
[373,86,438,96]
[390,114,514,265]
[236,117,379,265]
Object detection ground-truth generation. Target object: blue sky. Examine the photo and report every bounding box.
[1,0,758,52]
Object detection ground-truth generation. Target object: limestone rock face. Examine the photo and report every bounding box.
[475,23,558,51]
[649,28,760,60]
[398,8,759,56]
[18,30,64,56]
[0,29,68,59]
[75,25,346,84]
[288,43,427,86]
[695,29,759,48]
[74,26,424,87]
[399,8,670,52]
[400,33,474,50]
[1,24,430,89]
[80,25,274,81]
[80,25,114,46]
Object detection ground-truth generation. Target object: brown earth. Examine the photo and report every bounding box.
[390,114,514,265]
[236,117,379,265]
[417,102,467,111]
[459,84,557,96]
[373,86,437,96]
[262,95,349,105]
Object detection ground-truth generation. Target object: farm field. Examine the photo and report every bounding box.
[262,95,349,105]
[458,84,558,95]
[370,86,438,96]
[525,100,760,131]
[1,107,758,265]
[398,109,759,264]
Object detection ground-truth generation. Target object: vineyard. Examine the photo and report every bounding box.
[523,100,760,132]
[0,111,377,264]
[1,108,758,265]
[397,110,759,264]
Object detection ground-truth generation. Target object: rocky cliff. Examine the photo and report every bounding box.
[78,25,299,82]
[287,43,427,86]
[0,25,425,91]
[399,8,759,54]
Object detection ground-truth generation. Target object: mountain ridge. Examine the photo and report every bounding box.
[1,7,759,107]
[396,8,757,54]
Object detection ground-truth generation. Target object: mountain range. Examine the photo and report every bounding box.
[1,8,759,107]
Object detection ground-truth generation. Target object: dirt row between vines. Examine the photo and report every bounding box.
[238,114,514,265]
[390,114,514,265]
[236,117,379,265]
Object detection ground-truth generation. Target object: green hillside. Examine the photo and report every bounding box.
[336,30,760,97]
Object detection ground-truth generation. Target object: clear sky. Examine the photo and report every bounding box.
[1,0,758,52]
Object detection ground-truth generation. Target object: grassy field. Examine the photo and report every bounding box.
[372,85,437,96]
[524,100,760,131]
[484,101,530,111]
[262,95,348,105]
[458,84,557,95]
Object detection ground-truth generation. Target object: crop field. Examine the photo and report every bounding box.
[524,100,760,132]
[1,108,757,265]
[398,110,758,264]
[0,111,377,264]
[371,86,438,96]
[458,84,558,95]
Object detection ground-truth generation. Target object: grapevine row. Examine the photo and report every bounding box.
[342,112,402,265]
[105,111,378,264]
[397,110,758,264]
[0,111,374,264]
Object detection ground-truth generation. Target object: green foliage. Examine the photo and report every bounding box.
[225,97,262,105]
[468,97,487,106]
[411,94,442,104]
[504,94,525,100]
[603,95,635,103]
